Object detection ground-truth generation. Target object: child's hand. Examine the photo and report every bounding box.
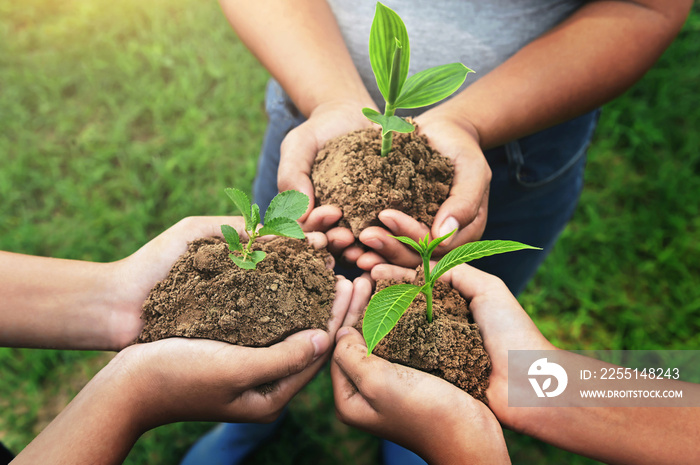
[331,327,510,465]
[108,216,343,350]
[370,263,555,432]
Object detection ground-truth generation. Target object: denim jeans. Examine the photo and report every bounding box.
[254,79,599,296]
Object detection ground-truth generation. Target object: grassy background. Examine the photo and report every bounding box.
[1,1,698,463]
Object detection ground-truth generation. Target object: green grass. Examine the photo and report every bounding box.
[1,1,699,463]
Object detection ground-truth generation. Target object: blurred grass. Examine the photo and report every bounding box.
[0,1,698,464]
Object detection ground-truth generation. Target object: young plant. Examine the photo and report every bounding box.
[362,231,541,355]
[220,188,308,270]
[363,2,473,156]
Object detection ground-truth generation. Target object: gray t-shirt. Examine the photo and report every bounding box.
[327,0,586,114]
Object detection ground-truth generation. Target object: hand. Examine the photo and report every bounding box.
[13,328,337,465]
[106,216,340,350]
[331,327,510,465]
[370,263,554,432]
[355,110,490,271]
[279,100,376,261]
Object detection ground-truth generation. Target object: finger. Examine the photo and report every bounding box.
[232,337,334,422]
[278,125,318,221]
[341,245,365,266]
[330,344,381,427]
[370,264,418,283]
[332,328,393,403]
[355,250,387,271]
[327,277,354,337]
[359,225,421,268]
[303,231,328,250]
[302,205,343,232]
[343,272,373,327]
[326,227,355,256]
[432,157,490,247]
[235,329,330,387]
[378,210,431,243]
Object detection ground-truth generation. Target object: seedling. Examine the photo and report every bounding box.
[363,2,473,156]
[363,231,540,354]
[221,188,308,270]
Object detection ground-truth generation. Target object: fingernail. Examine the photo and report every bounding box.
[311,332,330,360]
[438,217,459,243]
[363,237,384,250]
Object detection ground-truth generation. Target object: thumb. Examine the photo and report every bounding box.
[432,163,490,246]
[278,126,318,220]
[245,329,330,386]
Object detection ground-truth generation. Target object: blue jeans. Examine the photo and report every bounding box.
[254,79,599,296]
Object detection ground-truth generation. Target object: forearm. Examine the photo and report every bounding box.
[12,357,144,465]
[0,252,119,350]
[426,407,511,465]
[430,0,691,149]
[516,352,700,464]
[219,0,374,116]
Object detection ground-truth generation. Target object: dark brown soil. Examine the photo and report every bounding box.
[360,276,491,403]
[311,126,453,237]
[136,236,336,347]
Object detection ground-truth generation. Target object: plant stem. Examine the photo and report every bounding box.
[243,230,257,260]
[380,106,395,156]
[424,285,434,323]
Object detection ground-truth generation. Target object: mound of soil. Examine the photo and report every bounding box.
[311,126,453,237]
[361,277,491,403]
[136,236,336,347]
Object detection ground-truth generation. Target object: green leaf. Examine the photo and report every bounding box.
[369,2,410,105]
[394,63,472,109]
[363,284,422,355]
[249,250,266,265]
[251,204,261,230]
[230,251,266,270]
[265,190,309,223]
[430,240,541,284]
[388,234,423,254]
[426,228,456,256]
[221,224,242,252]
[362,108,415,136]
[258,217,305,240]
[225,188,252,231]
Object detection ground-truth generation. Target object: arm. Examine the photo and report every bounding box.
[219,0,377,260]
[356,0,693,269]
[0,216,335,351]
[0,217,246,350]
[370,263,700,465]
[331,327,510,465]
[12,329,332,465]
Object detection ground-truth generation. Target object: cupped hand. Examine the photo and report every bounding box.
[370,263,554,431]
[355,110,490,271]
[109,270,353,429]
[104,328,331,431]
[105,216,345,351]
[279,100,375,259]
[331,327,510,465]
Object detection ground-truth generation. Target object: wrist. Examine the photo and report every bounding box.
[439,401,509,464]
[416,102,482,148]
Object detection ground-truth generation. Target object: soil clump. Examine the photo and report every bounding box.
[311,126,453,237]
[137,236,336,347]
[361,276,491,403]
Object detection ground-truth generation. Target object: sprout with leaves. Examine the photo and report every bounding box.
[220,188,309,270]
[364,2,473,156]
[362,232,541,355]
